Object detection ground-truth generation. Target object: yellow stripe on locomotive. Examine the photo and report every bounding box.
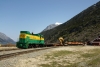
[19,33,44,40]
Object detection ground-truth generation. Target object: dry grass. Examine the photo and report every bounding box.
[14,46,100,67]
[1,44,16,47]
[39,46,100,67]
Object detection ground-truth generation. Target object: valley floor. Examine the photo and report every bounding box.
[0,46,100,67]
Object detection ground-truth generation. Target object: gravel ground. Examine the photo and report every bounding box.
[0,48,54,67]
[0,46,100,67]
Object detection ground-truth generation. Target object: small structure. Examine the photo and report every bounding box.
[91,36,100,46]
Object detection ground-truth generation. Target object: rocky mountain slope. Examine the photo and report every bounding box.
[40,1,100,43]
[0,32,15,44]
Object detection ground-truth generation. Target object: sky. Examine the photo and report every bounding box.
[0,0,100,41]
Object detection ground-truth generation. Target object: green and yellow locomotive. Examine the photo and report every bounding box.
[16,31,45,49]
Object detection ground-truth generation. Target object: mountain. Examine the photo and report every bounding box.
[40,1,100,43]
[42,22,62,32]
[0,32,15,45]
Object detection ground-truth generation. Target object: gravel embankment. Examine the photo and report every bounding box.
[0,48,42,55]
[0,48,53,67]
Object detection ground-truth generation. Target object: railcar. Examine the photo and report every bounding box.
[16,31,45,49]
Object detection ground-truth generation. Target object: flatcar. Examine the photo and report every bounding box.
[16,31,45,49]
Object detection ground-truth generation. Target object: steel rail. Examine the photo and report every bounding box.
[0,46,57,61]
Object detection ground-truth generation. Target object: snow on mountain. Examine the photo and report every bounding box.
[0,32,15,44]
[42,22,62,32]
[55,22,62,25]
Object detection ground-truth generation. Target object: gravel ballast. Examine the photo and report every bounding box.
[0,48,53,67]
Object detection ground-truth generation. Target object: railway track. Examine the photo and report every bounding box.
[0,46,57,61]
[0,43,59,52]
